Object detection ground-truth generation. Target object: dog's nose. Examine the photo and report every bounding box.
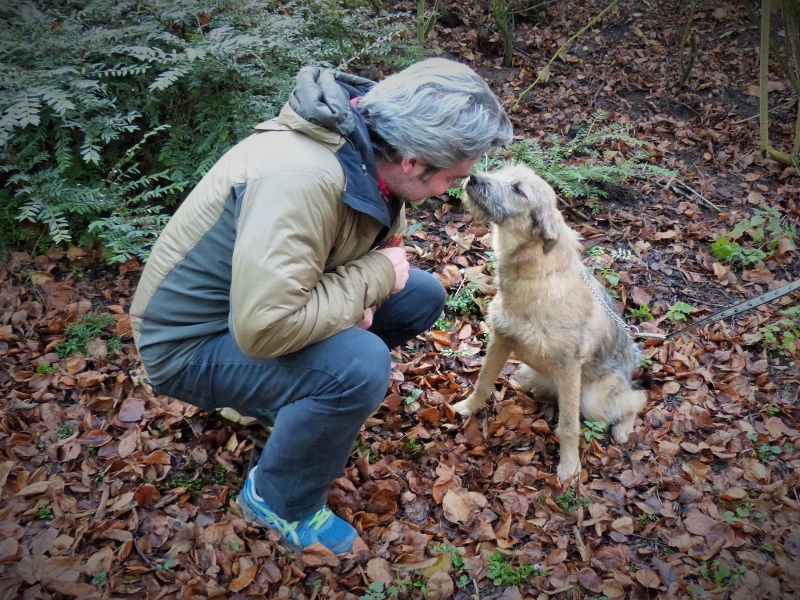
[468,174,484,186]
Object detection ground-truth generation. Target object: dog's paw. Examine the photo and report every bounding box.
[451,396,483,417]
[556,459,581,483]
[611,425,630,444]
[611,421,633,444]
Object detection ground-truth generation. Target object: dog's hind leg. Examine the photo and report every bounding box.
[452,333,513,416]
[610,389,647,443]
[516,363,558,420]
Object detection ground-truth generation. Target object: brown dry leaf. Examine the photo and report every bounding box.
[118,430,138,458]
[684,512,718,535]
[15,481,51,496]
[631,287,652,306]
[108,491,136,513]
[301,543,341,567]
[765,416,787,439]
[432,463,457,505]
[118,397,146,422]
[430,330,452,347]
[424,570,454,600]
[610,517,634,535]
[82,546,114,576]
[366,557,393,585]
[75,370,107,388]
[661,381,681,395]
[134,484,162,508]
[578,567,603,593]
[720,487,747,501]
[142,449,171,465]
[635,568,661,589]
[228,564,258,592]
[442,488,486,523]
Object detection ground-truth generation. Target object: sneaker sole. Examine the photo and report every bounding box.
[236,494,302,553]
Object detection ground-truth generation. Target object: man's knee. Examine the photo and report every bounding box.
[416,270,446,310]
[336,332,392,409]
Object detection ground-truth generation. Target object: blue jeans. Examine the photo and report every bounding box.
[154,269,445,521]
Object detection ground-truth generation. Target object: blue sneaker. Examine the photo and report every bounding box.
[236,472,358,554]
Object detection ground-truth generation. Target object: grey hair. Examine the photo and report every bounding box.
[358,58,513,170]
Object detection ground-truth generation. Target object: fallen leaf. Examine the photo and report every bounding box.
[118,397,146,422]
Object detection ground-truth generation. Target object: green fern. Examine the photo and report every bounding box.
[491,110,675,205]
[0,0,419,262]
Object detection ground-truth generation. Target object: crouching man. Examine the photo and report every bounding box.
[130,58,512,553]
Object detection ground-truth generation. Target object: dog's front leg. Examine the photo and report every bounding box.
[554,374,582,482]
[452,333,512,416]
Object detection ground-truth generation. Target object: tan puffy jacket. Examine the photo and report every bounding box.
[130,69,403,386]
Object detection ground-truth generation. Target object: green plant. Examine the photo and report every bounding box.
[711,207,796,269]
[722,502,764,525]
[360,581,399,600]
[582,420,606,442]
[91,571,108,586]
[416,0,441,43]
[404,438,422,452]
[153,558,176,573]
[54,313,117,358]
[0,0,419,262]
[665,301,695,324]
[640,354,653,368]
[34,500,54,520]
[36,362,55,375]
[555,487,591,512]
[430,542,465,570]
[586,246,632,293]
[628,303,654,323]
[404,389,423,405]
[491,111,675,206]
[212,465,228,485]
[637,512,659,525]
[760,306,800,356]
[433,316,451,331]
[758,443,783,463]
[440,347,469,357]
[445,285,479,315]
[57,423,75,439]
[486,551,543,587]
[698,560,745,589]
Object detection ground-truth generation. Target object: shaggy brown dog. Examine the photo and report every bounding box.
[451,164,647,482]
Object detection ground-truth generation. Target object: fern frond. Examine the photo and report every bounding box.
[148,66,190,92]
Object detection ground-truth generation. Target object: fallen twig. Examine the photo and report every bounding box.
[661,178,721,212]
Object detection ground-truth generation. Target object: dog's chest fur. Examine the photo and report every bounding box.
[488,239,600,368]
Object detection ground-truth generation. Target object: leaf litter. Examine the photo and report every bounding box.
[1,0,799,598]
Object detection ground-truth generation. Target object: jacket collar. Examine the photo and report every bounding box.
[281,67,393,227]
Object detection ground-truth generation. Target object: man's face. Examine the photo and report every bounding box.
[384,158,478,204]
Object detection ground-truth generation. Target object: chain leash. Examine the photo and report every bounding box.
[581,270,800,343]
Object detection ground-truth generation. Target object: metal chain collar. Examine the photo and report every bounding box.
[580,270,666,340]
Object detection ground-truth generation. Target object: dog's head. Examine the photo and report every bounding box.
[463,164,563,253]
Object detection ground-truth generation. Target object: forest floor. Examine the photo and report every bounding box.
[1,0,798,599]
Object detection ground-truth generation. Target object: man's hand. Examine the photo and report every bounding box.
[355,306,374,329]
[373,246,409,293]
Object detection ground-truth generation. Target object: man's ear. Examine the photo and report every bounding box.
[399,157,418,176]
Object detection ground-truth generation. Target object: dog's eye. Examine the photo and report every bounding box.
[512,183,523,195]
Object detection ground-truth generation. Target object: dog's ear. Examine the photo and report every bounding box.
[530,208,560,253]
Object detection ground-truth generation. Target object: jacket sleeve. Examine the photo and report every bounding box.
[230,171,396,358]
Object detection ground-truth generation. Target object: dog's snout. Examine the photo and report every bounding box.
[467,174,484,186]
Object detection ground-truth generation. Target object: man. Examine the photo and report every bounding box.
[130,58,512,554]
